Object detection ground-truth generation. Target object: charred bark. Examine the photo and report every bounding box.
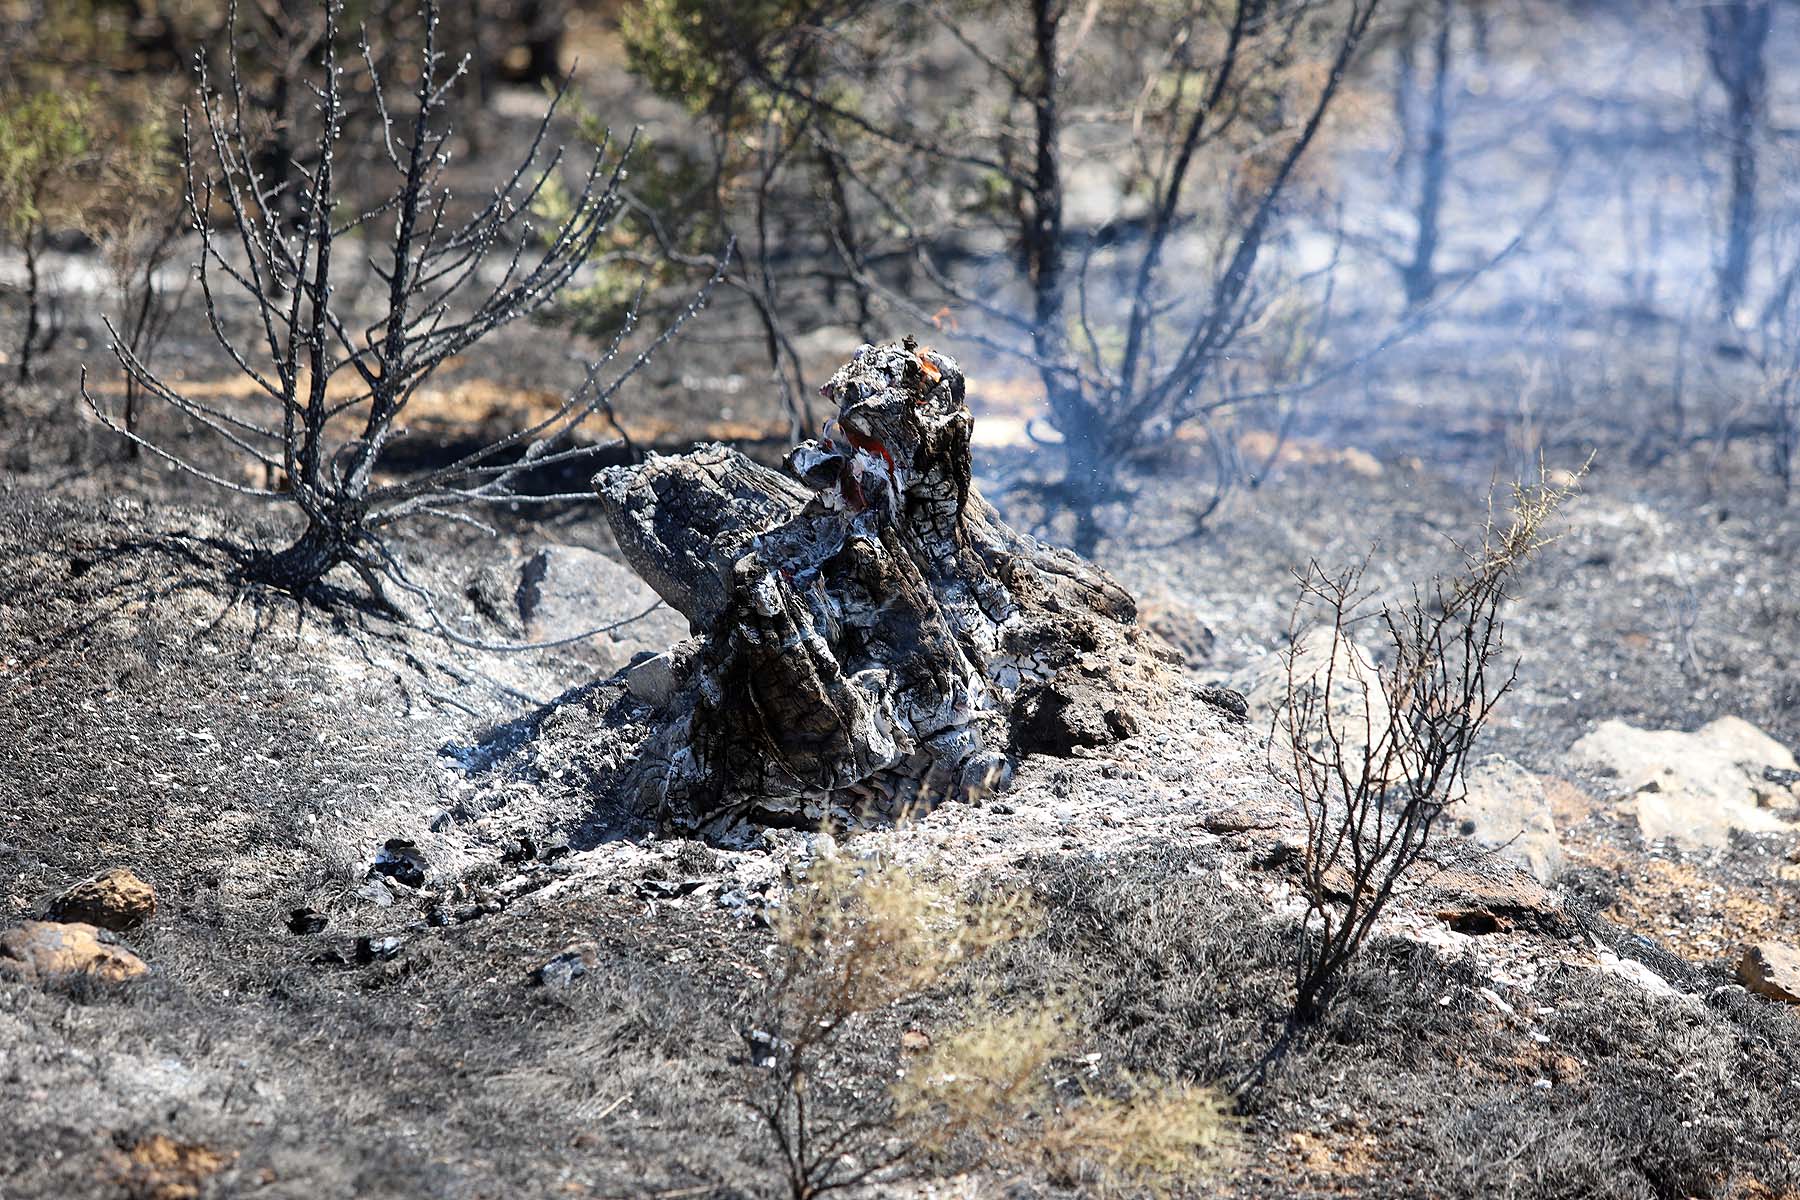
[255,520,352,595]
[1401,0,1453,308]
[594,338,1181,833]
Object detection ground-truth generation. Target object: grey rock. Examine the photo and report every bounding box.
[1569,716,1799,849]
[355,936,404,964]
[1456,755,1564,883]
[516,544,689,671]
[532,941,599,987]
[353,878,395,908]
[624,645,691,707]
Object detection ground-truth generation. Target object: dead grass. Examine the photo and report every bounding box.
[1568,843,1798,960]
[107,1135,231,1200]
[1000,847,1800,1200]
[746,850,1235,1198]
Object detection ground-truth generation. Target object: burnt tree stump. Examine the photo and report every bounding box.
[594,338,1181,832]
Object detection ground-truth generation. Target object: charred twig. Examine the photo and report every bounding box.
[83,0,712,609]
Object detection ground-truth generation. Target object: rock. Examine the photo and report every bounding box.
[353,878,395,908]
[1421,867,1571,938]
[1736,942,1800,1004]
[44,866,157,931]
[1454,756,1564,883]
[369,838,428,889]
[1013,673,1139,756]
[1197,685,1248,723]
[1568,716,1799,849]
[624,644,692,707]
[532,941,599,987]
[0,920,148,983]
[1238,628,1392,772]
[354,936,404,965]
[516,544,689,670]
[464,560,526,637]
[1137,593,1216,668]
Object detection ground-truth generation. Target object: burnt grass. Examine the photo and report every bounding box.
[1007,849,1800,1199]
[3,302,1800,1199]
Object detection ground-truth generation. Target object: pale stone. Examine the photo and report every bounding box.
[1568,716,1799,849]
[1736,942,1800,1005]
[1455,756,1564,882]
[0,920,148,983]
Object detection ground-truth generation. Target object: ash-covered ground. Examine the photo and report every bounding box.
[4,3,1800,1196]
[3,307,1799,1199]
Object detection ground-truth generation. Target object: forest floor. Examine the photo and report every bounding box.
[2,288,1799,1199]
[5,5,1800,1186]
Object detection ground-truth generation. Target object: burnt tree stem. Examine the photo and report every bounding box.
[19,231,42,383]
[1402,0,1453,308]
[1704,0,1771,321]
[257,518,352,593]
[593,340,1180,834]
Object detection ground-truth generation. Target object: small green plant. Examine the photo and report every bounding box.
[745,848,1234,1198]
[530,127,716,343]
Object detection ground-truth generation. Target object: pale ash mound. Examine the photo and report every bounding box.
[477,339,1191,837]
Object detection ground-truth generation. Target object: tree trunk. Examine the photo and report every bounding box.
[18,234,41,383]
[1402,0,1453,309]
[1057,399,1116,558]
[592,340,1178,834]
[1705,0,1771,322]
[256,520,347,594]
[1720,87,1759,320]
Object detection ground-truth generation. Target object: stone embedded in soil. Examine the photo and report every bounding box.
[43,866,157,931]
[1456,756,1565,883]
[1421,866,1571,937]
[1568,716,1800,849]
[0,920,149,983]
[516,544,689,668]
[1136,590,1216,668]
[1736,941,1800,1005]
[589,339,1185,833]
[532,941,600,987]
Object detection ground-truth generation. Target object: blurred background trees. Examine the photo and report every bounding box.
[615,0,1384,550]
[0,0,1796,527]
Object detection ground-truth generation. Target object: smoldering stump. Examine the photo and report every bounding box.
[498,338,1187,836]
